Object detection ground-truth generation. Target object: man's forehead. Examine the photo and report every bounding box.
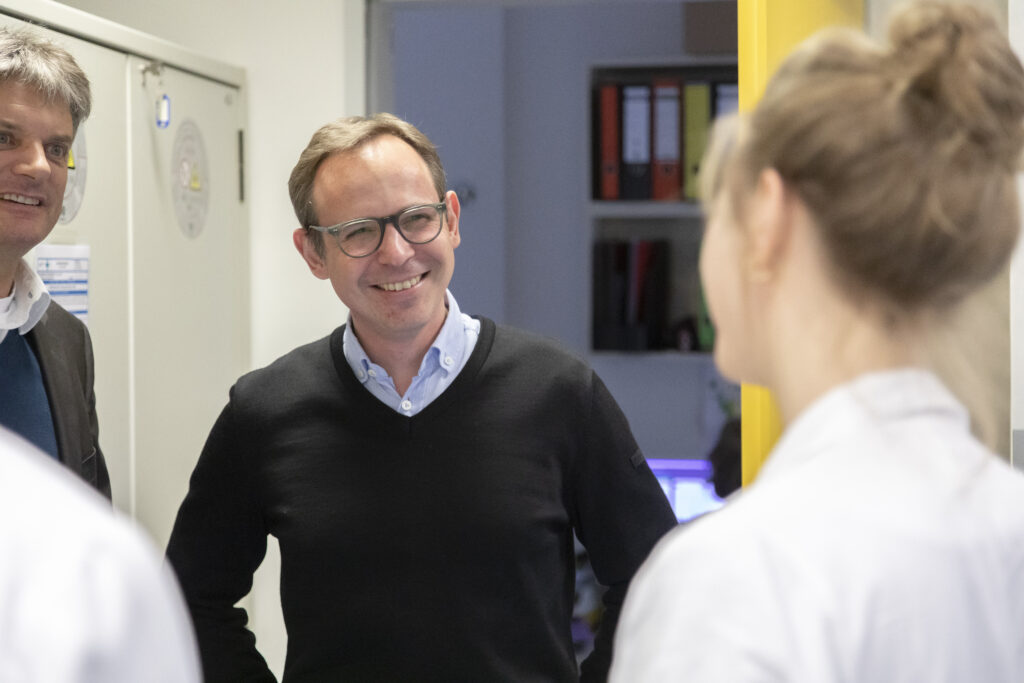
[317,141,422,187]
[0,77,73,115]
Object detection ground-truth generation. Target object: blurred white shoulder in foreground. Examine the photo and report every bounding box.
[0,427,201,683]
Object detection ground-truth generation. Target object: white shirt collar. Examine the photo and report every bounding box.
[0,259,51,341]
[757,368,967,484]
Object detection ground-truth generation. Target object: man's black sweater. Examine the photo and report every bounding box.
[167,317,678,682]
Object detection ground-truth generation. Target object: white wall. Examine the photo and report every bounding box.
[52,1,366,676]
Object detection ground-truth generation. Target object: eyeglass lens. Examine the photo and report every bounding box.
[337,204,443,257]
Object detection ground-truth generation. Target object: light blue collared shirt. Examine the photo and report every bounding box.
[342,290,481,416]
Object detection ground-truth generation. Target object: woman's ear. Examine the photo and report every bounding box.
[746,168,795,282]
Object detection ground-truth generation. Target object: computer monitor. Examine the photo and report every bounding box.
[647,458,724,522]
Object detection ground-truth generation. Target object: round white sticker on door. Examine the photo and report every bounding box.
[171,119,209,239]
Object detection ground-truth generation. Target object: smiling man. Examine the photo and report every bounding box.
[167,114,678,682]
[0,27,109,499]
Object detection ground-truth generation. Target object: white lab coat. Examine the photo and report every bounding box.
[0,428,201,683]
[611,369,1024,683]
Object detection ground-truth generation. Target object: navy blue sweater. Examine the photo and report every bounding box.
[0,330,58,459]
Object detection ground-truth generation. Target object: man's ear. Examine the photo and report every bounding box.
[444,190,461,249]
[293,228,329,280]
[746,168,794,282]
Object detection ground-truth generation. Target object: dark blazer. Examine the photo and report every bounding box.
[25,302,111,499]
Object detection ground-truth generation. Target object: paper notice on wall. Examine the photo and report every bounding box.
[35,244,90,325]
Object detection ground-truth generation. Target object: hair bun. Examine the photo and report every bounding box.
[888,1,1024,169]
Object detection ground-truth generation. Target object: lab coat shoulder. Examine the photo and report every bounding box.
[612,495,793,683]
[0,429,201,683]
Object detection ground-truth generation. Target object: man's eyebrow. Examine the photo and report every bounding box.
[0,120,74,147]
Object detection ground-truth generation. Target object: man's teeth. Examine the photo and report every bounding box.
[1,194,40,206]
[379,275,423,292]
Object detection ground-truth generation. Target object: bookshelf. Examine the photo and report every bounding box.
[588,57,737,354]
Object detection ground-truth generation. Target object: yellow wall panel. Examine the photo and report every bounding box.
[737,0,863,485]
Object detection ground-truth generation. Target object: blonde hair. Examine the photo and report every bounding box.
[709,1,1024,314]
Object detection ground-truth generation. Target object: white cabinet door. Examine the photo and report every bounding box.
[128,56,249,549]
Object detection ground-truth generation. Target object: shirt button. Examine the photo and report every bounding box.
[401,399,412,411]
[357,370,366,380]
[443,356,454,367]
[368,369,377,378]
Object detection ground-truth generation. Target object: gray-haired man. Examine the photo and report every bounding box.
[0,27,109,498]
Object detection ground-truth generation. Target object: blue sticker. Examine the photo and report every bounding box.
[156,94,171,129]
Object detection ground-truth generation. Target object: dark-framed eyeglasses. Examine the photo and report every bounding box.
[308,202,447,258]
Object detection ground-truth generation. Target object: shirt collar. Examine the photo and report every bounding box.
[342,289,466,384]
[0,259,50,337]
[757,368,966,484]
[427,290,467,376]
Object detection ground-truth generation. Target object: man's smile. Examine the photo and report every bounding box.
[375,273,424,292]
[0,192,43,206]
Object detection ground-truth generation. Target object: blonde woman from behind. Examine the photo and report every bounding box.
[610,2,1024,681]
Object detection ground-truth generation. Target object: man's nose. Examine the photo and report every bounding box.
[13,142,52,180]
[376,218,414,263]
